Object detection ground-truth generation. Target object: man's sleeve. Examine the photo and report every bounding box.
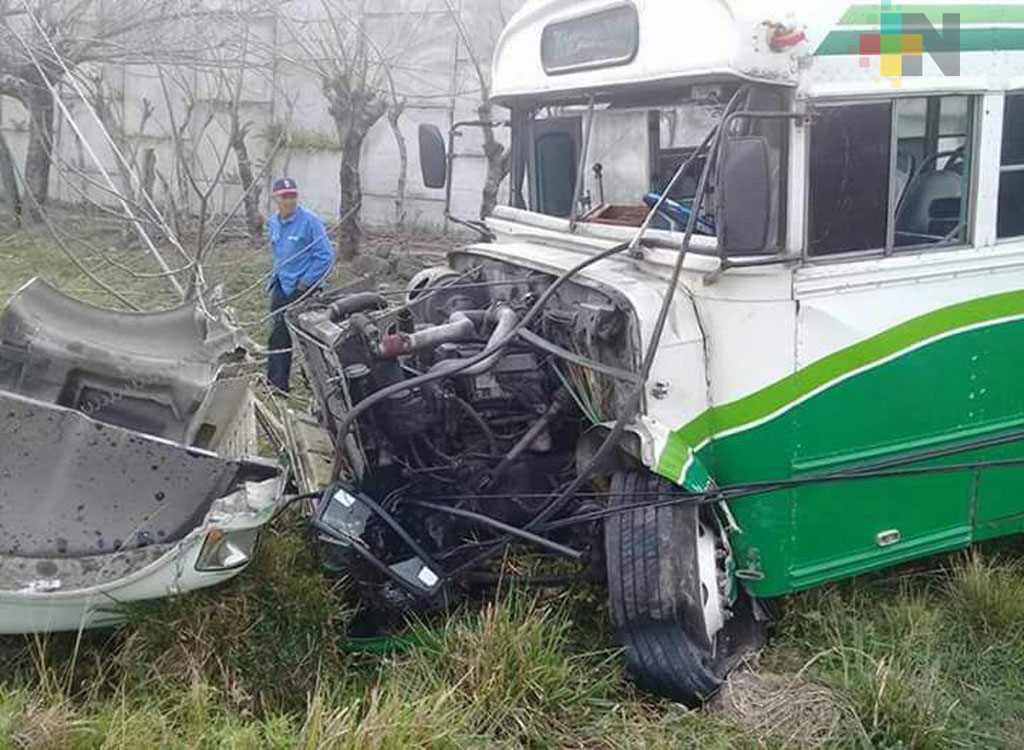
[299,214,335,288]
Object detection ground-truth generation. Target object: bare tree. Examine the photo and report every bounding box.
[283,0,433,258]
[160,67,229,268]
[229,100,264,240]
[215,21,267,242]
[315,0,387,258]
[28,0,284,293]
[386,91,407,227]
[87,71,156,241]
[0,0,201,220]
[137,4,278,265]
[444,0,511,220]
[0,113,21,222]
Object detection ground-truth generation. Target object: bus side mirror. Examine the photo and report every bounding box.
[715,135,771,255]
[418,124,447,189]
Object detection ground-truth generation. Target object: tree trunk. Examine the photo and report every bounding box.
[326,69,388,259]
[23,85,54,221]
[478,100,509,220]
[480,139,509,220]
[141,148,156,202]
[0,129,21,225]
[387,104,407,228]
[90,85,139,243]
[156,169,184,240]
[230,125,263,241]
[338,129,366,259]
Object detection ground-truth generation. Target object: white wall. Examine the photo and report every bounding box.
[0,0,523,231]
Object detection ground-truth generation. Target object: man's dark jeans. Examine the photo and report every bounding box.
[267,280,297,391]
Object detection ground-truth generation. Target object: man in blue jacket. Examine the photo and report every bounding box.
[266,177,335,392]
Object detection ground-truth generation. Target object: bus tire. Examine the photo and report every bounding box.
[604,470,763,705]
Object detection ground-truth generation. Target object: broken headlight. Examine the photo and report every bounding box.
[195,528,260,571]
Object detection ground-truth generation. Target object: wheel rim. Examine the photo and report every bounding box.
[695,521,727,646]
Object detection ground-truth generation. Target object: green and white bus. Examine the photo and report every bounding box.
[402,0,1024,701]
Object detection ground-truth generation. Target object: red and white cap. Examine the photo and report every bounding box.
[272,177,298,196]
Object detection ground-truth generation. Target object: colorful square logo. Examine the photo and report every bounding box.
[853,2,960,88]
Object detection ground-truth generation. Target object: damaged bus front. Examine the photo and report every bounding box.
[0,279,283,633]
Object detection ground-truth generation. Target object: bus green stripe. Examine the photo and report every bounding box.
[839,4,1024,26]
[816,27,1024,55]
[659,289,1024,480]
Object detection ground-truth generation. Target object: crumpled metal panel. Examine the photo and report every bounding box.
[0,390,278,558]
[0,544,172,593]
[0,471,284,633]
[0,278,250,442]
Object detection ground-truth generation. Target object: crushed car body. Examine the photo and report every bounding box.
[0,279,283,634]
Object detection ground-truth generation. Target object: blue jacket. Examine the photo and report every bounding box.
[268,206,335,296]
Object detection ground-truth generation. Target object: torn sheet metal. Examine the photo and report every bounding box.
[0,279,283,634]
[0,470,282,634]
[0,277,250,442]
[0,390,277,558]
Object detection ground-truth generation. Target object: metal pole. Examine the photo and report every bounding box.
[568,97,595,232]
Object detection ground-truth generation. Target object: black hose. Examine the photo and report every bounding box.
[419,433,455,464]
[271,490,322,522]
[406,500,582,560]
[466,572,573,586]
[280,491,322,508]
[354,490,444,575]
[539,456,1024,531]
[449,394,499,455]
[311,522,433,598]
[328,292,387,321]
[536,427,1024,531]
[398,420,1024,511]
[486,390,570,486]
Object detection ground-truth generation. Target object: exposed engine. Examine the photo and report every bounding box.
[289,254,639,612]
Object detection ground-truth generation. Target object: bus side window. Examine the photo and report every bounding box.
[809,95,974,258]
[893,96,971,248]
[998,94,1024,239]
[808,103,891,256]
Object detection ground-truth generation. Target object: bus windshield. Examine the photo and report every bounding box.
[507,83,788,250]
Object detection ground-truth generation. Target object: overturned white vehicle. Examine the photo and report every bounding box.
[0,279,283,634]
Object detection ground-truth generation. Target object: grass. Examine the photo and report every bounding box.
[3,213,1024,747]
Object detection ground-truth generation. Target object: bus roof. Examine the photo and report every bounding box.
[490,1,1024,105]
[490,0,821,105]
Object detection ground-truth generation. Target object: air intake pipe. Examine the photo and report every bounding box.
[428,305,518,377]
[375,312,477,358]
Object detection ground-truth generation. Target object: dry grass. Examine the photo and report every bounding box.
[3,211,1024,747]
[717,670,845,747]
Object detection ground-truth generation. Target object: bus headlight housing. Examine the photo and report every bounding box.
[195,528,260,571]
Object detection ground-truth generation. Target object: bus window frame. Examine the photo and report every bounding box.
[996,90,1024,242]
[802,93,981,265]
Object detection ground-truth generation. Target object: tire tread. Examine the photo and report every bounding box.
[605,471,733,705]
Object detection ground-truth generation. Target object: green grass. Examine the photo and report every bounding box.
[3,214,1024,748]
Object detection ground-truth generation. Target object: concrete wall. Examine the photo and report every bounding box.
[0,0,522,232]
